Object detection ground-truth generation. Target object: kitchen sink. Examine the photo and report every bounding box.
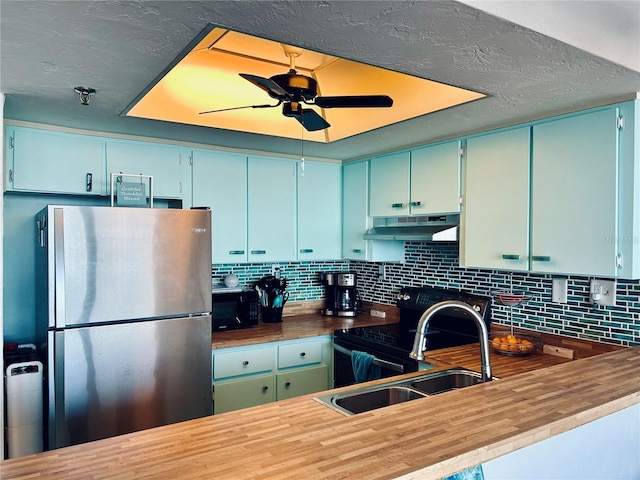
[314,368,496,416]
[333,386,426,415]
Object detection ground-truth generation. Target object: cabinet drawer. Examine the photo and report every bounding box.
[278,341,322,369]
[213,346,274,379]
[276,365,329,400]
[213,374,275,414]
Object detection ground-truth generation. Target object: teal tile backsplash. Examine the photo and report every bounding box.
[215,242,640,348]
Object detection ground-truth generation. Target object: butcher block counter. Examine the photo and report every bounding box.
[2,316,638,480]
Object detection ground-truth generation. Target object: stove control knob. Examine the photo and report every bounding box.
[472,304,480,312]
[403,293,411,300]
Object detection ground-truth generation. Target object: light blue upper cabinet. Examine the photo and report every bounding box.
[531,107,620,276]
[6,127,105,195]
[462,105,623,277]
[462,127,531,271]
[192,149,248,263]
[297,161,342,260]
[247,156,297,262]
[369,143,461,217]
[342,161,405,262]
[105,140,185,200]
[410,140,461,215]
[369,152,411,216]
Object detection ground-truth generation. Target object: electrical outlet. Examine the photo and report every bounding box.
[552,277,568,303]
[378,264,386,281]
[590,279,616,306]
[271,264,281,278]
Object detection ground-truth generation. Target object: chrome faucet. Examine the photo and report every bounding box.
[409,300,493,382]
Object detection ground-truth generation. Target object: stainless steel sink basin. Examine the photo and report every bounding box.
[410,369,484,395]
[333,386,426,415]
[314,368,496,416]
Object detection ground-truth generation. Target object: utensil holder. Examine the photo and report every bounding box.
[262,307,283,323]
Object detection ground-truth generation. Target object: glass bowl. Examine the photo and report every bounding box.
[490,331,543,356]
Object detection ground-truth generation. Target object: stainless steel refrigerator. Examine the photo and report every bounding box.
[35,205,213,450]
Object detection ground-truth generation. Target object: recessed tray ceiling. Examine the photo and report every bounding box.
[123,25,486,143]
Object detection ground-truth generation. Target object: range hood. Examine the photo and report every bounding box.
[363,214,459,241]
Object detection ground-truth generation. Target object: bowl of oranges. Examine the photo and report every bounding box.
[490,331,543,356]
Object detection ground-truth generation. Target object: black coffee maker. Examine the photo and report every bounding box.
[320,272,359,317]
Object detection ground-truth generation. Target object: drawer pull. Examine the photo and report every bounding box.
[502,254,520,260]
[352,249,362,254]
[229,250,245,255]
[300,352,306,357]
[242,360,249,366]
[262,385,269,392]
[86,173,93,192]
[251,250,266,255]
[410,201,421,207]
[532,255,551,262]
[299,248,313,253]
[285,382,291,388]
[391,203,404,208]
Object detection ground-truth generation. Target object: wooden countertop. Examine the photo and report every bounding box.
[211,312,398,349]
[2,318,637,480]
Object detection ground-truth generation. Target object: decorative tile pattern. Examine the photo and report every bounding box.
[213,243,640,347]
[212,261,349,301]
[352,242,640,347]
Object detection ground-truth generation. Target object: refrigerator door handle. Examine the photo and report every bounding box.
[53,208,66,328]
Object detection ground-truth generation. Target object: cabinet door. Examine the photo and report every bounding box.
[462,127,531,270]
[105,140,184,199]
[410,141,461,215]
[192,150,248,263]
[342,162,404,262]
[247,156,297,262]
[342,161,369,260]
[531,108,619,276]
[276,365,329,400]
[213,374,275,414]
[297,162,342,260]
[369,152,410,216]
[7,127,105,195]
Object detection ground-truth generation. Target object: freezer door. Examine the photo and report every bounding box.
[46,206,211,328]
[48,315,212,449]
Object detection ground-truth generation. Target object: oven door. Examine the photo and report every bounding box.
[332,339,418,388]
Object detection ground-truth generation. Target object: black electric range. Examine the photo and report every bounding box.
[333,286,492,386]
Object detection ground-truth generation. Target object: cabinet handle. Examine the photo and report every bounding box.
[532,255,551,262]
[391,203,404,208]
[300,352,306,357]
[86,173,93,192]
[352,249,362,254]
[299,249,313,253]
[502,254,520,260]
[284,382,291,389]
[251,250,266,255]
[262,386,269,392]
[228,250,245,255]
[242,360,249,366]
[410,201,422,207]
[8,169,14,183]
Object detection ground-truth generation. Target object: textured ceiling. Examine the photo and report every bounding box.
[1,1,639,161]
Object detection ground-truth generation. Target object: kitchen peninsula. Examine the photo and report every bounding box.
[1,314,637,480]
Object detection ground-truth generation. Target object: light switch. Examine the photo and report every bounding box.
[552,277,568,303]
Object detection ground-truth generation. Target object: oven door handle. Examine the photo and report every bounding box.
[333,343,405,373]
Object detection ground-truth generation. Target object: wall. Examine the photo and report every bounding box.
[353,242,640,347]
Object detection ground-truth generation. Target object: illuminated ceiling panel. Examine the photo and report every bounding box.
[124,26,486,143]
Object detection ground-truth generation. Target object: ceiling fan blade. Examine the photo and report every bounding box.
[240,73,291,100]
[295,108,331,132]
[199,103,278,115]
[314,95,393,108]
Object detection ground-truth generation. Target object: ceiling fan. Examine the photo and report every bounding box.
[200,45,393,131]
